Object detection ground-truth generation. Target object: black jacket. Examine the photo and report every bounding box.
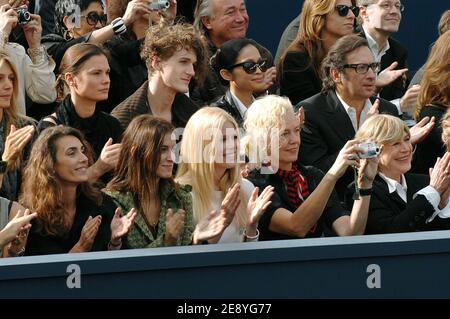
[212,90,245,128]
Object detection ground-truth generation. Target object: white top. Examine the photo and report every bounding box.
[192,178,255,243]
[336,91,372,132]
[0,36,56,115]
[378,172,408,203]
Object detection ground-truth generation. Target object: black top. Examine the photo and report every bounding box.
[412,104,447,174]
[25,193,117,256]
[212,90,246,128]
[279,50,322,105]
[37,95,123,160]
[246,162,348,241]
[365,174,450,234]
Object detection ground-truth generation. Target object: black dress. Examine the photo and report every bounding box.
[25,193,117,256]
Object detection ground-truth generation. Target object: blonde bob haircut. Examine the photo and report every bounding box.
[355,114,410,146]
[243,95,295,169]
[176,107,247,229]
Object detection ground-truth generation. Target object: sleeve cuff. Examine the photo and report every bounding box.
[391,98,402,115]
[414,186,441,222]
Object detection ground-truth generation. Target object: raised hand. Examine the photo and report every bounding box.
[0,209,36,249]
[164,208,185,246]
[122,0,153,26]
[110,207,137,243]
[72,215,102,252]
[376,61,408,91]
[357,156,379,189]
[429,153,450,197]
[192,209,229,244]
[220,183,241,227]
[328,140,361,179]
[246,186,274,230]
[261,66,277,91]
[99,138,122,171]
[22,13,42,49]
[367,98,380,119]
[409,116,435,145]
[400,85,421,113]
[2,125,34,165]
[0,4,18,36]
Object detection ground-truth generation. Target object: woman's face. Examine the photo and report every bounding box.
[54,135,89,185]
[156,133,176,179]
[0,61,14,109]
[69,1,105,38]
[226,44,267,94]
[214,121,240,170]
[278,111,301,169]
[323,0,357,39]
[379,132,413,180]
[69,54,110,102]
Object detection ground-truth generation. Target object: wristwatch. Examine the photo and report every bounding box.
[359,188,373,196]
[0,160,8,174]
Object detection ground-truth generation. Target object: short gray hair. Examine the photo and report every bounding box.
[194,0,215,34]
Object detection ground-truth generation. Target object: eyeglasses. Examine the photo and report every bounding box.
[229,59,268,74]
[80,11,108,27]
[335,5,360,17]
[377,1,404,12]
[342,62,380,74]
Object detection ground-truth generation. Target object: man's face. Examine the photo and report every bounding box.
[335,46,378,102]
[205,0,249,47]
[362,0,403,34]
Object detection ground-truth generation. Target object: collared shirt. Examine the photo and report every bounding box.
[378,172,408,202]
[335,91,372,132]
[363,27,404,114]
[230,92,253,120]
[364,27,390,63]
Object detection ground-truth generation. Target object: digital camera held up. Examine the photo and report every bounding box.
[357,142,380,159]
[15,6,31,25]
[150,0,170,11]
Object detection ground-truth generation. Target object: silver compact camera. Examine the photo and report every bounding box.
[150,0,170,11]
[15,6,31,25]
[357,142,380,159]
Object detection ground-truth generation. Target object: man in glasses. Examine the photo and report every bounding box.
[190,0,276,107]
[358,0,419,117]
[296,34,399,201]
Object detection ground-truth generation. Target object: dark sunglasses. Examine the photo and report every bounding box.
[81,11,108,27]
[229,59,268,74]
[335,4,360,17]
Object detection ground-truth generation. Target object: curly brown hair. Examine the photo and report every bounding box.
[20,126,101,236]
[141,21,209,85]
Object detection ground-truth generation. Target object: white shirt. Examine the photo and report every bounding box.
[363,27,403,114]
[336,91,372,132]
[230,92,253,120]
[364,28,390,63]
[191,178,255,243]
[378,172,408,203]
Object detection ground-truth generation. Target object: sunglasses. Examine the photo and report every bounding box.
[335,4,360,17]
[80,11,108,27]
[229,59,268,74]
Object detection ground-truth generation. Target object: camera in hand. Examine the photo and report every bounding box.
[357,142,380,159]
[15,6,31,25]
[150,0,170,11]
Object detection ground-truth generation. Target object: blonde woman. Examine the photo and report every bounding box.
[355,114,450,234]
[176,107,274,243]
[0,51,35,201]
[243,95,378,240]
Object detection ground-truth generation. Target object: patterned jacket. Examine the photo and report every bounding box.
[104,180,194,248]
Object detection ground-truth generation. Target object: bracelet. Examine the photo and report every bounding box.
[108,238,122,250]
[359,188,373,196]
[111,17,127,35]
[27,46,46,64]
[243,229,259,242]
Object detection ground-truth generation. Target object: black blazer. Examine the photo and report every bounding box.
[366,174,450,234]
[380,37,409,101]
[212,90,245,128]
[296,90,399,199]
